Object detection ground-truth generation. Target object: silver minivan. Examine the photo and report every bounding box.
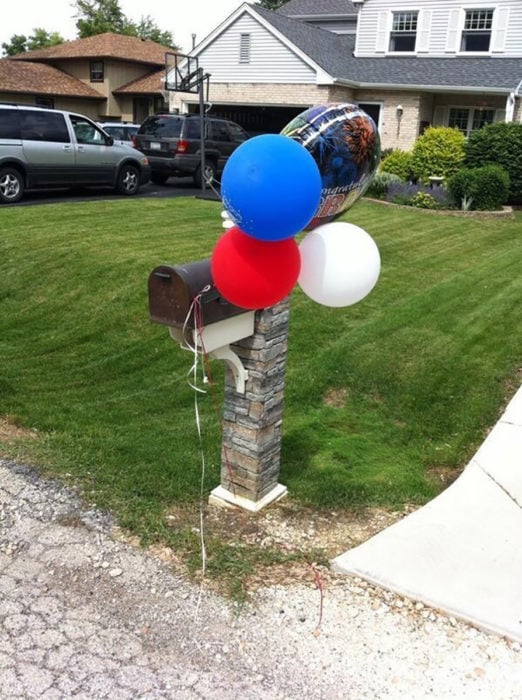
[0,104,151,204]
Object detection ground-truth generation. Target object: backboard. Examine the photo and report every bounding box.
[165,52,201,94]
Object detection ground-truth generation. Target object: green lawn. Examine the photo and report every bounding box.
[1,197,521,588]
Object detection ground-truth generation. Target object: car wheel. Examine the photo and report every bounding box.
[151,173,169,185]
[193,161,217,189]
[116,163,140,195]
[0,167,24,204]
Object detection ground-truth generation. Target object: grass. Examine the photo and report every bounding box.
[1,197,521,593]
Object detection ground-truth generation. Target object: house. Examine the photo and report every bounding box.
[0,33,172,123]
[169,0,522,150]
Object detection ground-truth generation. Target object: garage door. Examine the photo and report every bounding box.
[190,105,305,136]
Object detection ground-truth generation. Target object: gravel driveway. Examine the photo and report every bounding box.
[1,458,521,699]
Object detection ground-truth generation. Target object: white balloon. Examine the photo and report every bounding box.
[298,222,381,307]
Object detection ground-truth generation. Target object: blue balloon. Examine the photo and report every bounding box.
[221,134,322,241]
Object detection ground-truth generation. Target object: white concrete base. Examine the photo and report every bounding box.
[209,483,287,512]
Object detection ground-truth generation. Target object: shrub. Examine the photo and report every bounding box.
[366,171,402,199]
[411,127,466,184]
[447,164,510,211]
[411,191,438,209]
[386,181,452,209]
[380,149,413,181]
[465,122,522,204]
[380,147,395,160]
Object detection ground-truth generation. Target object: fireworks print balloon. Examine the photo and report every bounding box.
[282,103,380,228]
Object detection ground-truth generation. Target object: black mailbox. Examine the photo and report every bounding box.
[148,258,246,328]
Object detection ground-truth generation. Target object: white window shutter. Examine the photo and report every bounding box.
[376,12,390,53]
[417,10,432,53]
[491,8,509,53]
[445,9,460,53]
[432,106,445,126]
[495,108,507,123]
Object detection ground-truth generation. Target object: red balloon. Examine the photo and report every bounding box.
[211,226,301,310]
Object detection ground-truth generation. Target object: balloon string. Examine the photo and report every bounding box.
[207,177,222,202]
[181,290,209,621]
[191,303,237,500]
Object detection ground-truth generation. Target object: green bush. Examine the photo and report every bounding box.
[411,191,438,209]
[380,149,413,180]
[465,122,522,204]
[366,171,402,199]
[447,164,510,211]
[411,127,466,184]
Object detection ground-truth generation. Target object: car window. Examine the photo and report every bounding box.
[71,116,105,145]
[104,125,125,140]
[0,108,21,139]
[103,125,139,141]
[228,122,249,144]
[21,111,70,143]
[185,120,201,139]
[139,116,182,138]
[211,122,231,142]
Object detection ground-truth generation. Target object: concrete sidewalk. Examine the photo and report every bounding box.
[333,384,522,642]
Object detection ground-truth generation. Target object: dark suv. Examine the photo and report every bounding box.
[133,114,249,187]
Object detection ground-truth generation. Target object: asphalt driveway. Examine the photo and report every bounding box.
[4,177,221,207]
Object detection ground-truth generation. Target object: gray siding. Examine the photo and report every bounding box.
[197,14,317,83]
[355,0,522,57]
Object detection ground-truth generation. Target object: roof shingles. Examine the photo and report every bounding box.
[10,32,172,67]
[256,6,522,92]
[0,60,104,98]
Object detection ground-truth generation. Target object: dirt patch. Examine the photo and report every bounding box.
[323,388,349,407]
[0,416,38,442]
[426,465,463,488]
[132,498,419,593]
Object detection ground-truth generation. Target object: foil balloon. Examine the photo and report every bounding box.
[281,103,381,228]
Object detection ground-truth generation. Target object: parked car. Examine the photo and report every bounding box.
[0,104,151,204]
[97,121,141,146]
[132,114,250,187]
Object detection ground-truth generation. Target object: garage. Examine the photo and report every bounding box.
[188,104,306,136]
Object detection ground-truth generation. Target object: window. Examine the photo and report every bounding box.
[185,120,201,139]
[461,9,493,52]
[239,33,251,63]
[389,11,418,52]
[448,107,495,137]
[21,111,69,142]
[90,61,104,82]
[228,122,249,144]
[35,97,54,108]
[70,116,105,145]
[211,121,231,142]
[0,108,21,139]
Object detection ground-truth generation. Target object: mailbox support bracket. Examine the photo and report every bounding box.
[168,311,255,394]
[208,345,248,394]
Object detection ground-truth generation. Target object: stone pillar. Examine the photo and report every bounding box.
[209,299,290,511]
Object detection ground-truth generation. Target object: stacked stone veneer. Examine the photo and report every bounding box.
[220,299,290,502]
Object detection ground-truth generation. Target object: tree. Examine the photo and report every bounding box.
[73,0,178,48]
[129,16,179,49]
[255,0,288,9]
[2,29,65,56]
[74,0,128,38]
